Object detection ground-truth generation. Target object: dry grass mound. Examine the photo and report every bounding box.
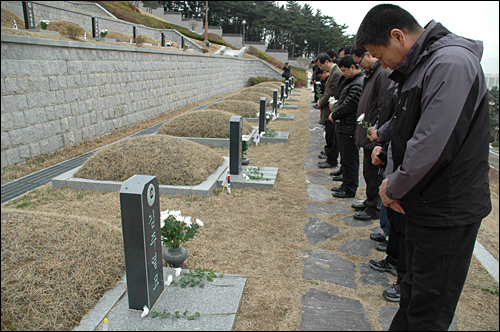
[255,81,284,89]
[74,135,223,186]
[225,91,272,105]
[106,29,131,42]
[246,86,278,99]
[205,100,260,118]
[1,208,124,331]
[1,8,24,29]
[157,109,253,138]
[36,20,90,37]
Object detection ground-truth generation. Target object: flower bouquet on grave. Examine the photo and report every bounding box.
[160,210,203,268]
[99,29,108,38]
[265,111,273,124]
[40,20,49,30]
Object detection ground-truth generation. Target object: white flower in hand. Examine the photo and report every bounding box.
[357,113,365,124]
[141,305,149,318]
[328,96,336,105]
[165,275,173,286]
[174,267,182,277]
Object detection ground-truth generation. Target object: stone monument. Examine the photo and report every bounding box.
[229,116,242,175]
[119,175,164,310]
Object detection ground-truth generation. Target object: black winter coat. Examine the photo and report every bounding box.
[331,71,365,134]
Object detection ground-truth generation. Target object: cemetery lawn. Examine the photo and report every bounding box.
[1,89,499,331]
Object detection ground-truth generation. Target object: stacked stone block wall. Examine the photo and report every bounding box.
[0,34,281,169]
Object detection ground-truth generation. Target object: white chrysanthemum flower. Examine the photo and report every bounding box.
[165,275,173,286]
[357,113,365,124]
[196,219,204,227]
[169,210,182,217]
[184,216,192,227]
[175,267,182,277]
[141,305,149,317]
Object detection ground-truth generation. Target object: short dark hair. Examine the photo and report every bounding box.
[338,55,359,70]
[312,64,320,72]
[355,4,422,48]
[326,49,338,59]
[316,68,324,75]
[352,45,367,58]
[343,45,353,55]
[317,52,332,65]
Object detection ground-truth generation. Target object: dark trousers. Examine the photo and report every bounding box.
[325,121,339,166]
[362,148,383,218]
[389,219,481,331]
[338,132,359,194]
[385,209,407,283]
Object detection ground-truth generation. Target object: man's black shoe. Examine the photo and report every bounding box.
[369,258,397,276]
[376,240,388,252]
[313,105,319,109]
[318,154,327,159]
[351,202,365,211]
[332,190,355,198]
[370,233,386,242]
[320,151,326,155]
[353,211,373,221]
[383,282,401,302]
[332,175,343,181]
[318,162,334,168]
[331,186,343,192]
[330,169,342,176]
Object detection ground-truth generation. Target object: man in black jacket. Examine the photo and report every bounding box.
[356,4,491,330]
[329,55,365,198]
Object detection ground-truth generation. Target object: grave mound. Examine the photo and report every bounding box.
[1,8,24,28]
[244,86,275,99]
[254,81,284,89]
[226,91,272,105]
[206,100,259,118]
[157,109,253,138]
[74,135,223,186]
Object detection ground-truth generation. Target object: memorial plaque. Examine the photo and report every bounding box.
[230,116,243,175]
[120,175,164,311]
[281,84,285,102]
[22,2,35,29]
[91,17,98,38]
[161,32,165,47]
[259,97,267,135]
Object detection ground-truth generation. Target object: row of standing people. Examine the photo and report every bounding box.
[309,4,491,331]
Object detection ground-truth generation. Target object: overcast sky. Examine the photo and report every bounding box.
[276,1,499,74]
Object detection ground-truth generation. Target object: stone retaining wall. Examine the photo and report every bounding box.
[0,34,281,169]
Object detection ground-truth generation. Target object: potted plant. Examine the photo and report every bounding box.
[160,210,203,268]
[242,140,249,165]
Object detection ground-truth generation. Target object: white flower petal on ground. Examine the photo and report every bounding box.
[174,267,182,277]
[141,305,149,317]
[165,275,173,286]
[357,113,365,124]
[196,219,204,226]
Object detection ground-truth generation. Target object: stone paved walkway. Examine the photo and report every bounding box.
[298,92,458,331]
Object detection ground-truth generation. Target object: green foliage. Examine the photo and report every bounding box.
[248,76,282,86]
[161,214,199,249]
[171,268,222,288]
[467,282,499,295]
[242,140,248,157]
[151,309,201,320]
[492,142,499,148]
[66,25,84,39]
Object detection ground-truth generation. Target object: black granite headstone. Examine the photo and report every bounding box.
[280,84,285,101]
[181,36,184,49]
[229,116,242,175]
[91,17,98,38]
[120,175,164,311]
[259,97,267,134]
[273,89,278,113]
[161,32,165,47]
[133,26,137,41]
[291,77,294,87]
[22,2,35,30]
[285,80,289,96]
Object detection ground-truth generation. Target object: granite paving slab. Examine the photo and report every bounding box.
[338,238,376,257]
[377,306,399,331]
[309,124,324,131]
[306,145,323,154]
[286,98,300,101]
[342,215,374,227]
[308,136,325,145]
[307,184,335,202]
[306,154,321,163]
[282,104,298,109]
[304,163,320,170]
[303,217,339,244]
[309,130,325,137]
[307,202,351,215]
[301,249,357,289]
[301,288,373,331]
[359,262,392,287]
[304,170,332,184]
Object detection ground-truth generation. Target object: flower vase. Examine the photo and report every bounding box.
[242,156,250,165]
[162,244,188,268]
